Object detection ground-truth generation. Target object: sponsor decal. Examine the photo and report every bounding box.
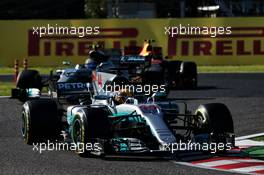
[57,82,89,92]
[120,55,145,64]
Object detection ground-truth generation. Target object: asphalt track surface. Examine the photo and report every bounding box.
[0,73,264,175]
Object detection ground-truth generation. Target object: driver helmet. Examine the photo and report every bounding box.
[85,58,97,70]
[113,88,134,105]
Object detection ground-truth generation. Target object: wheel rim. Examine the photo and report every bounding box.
[72,119,82,144]
[21,111,27,138]
[195,112,207,128]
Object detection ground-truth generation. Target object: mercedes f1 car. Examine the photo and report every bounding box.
[20,73,235,156]
[14,42,232,157]
[11,61,94,102]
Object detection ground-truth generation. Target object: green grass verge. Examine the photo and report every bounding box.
[0,67,55,75]
[252,136,264,142]
[243,146,264,158]
[198,65,264,73]
[1,65,264,75]
[0,82,15,96]
[0,82,48,96]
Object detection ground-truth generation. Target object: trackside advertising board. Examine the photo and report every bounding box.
[1,18,264,66]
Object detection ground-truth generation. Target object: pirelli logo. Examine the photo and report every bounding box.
[27,26,264,57]
[28,28,138,56]
[167,27,264,56]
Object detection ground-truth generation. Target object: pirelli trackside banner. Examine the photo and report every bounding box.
[1,18,264,66]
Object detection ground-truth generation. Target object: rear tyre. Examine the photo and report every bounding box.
[167,60,182,71]
[16,70,42,90]
[164,61,182,89]
[22,99,59,145]
[180,62,197,88]
[16,70,42,102]
[144,70,163,85]
[163,68,171,91]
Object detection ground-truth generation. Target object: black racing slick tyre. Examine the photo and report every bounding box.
[163,61,182,89]
[194,103,234,134]
[143,65,164,85]
[21,99,59,145]
[180,61,197,88]
[71,106,111,157]
[16,70,42,90]
[194,103,234,152]
[166,60,182,72]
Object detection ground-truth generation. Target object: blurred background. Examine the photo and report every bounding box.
[1,0,264,19]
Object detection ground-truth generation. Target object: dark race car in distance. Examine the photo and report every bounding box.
[94,40,198,90]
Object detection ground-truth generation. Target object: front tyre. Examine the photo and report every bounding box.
[22,99,59,144]
[72,114,90,156]
[194,103,235,152]
[194,103,234,134]
[71,107,111,157]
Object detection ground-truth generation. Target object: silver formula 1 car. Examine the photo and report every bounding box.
[21,78,235,157]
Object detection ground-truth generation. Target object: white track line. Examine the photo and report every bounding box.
[236,133,264,141]
[236,139,264,148]
[171,133,264,174]
[0,96,10,98]
[232,166,264,173]
[172,155,264,174]
[196,160,236,167]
